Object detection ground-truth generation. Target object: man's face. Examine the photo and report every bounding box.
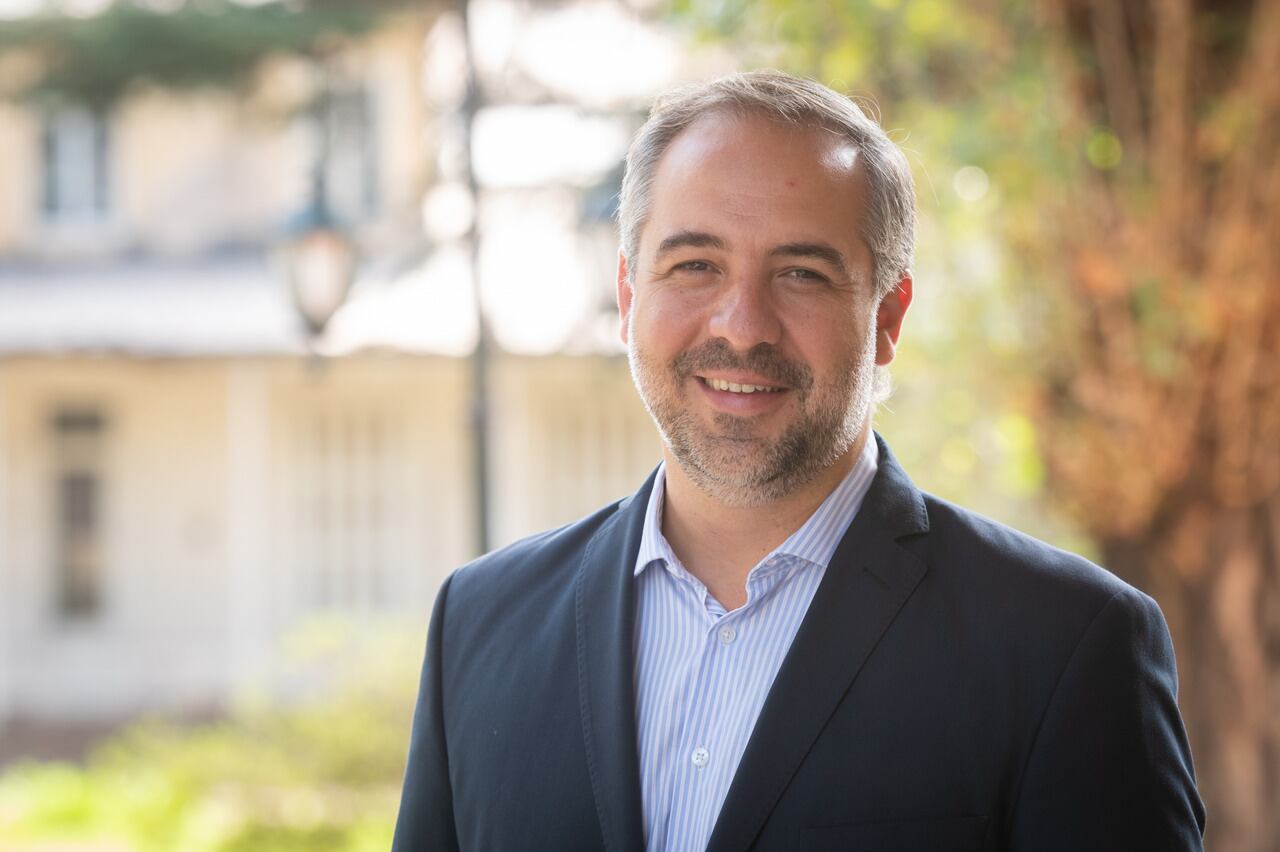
[617,112,910,506]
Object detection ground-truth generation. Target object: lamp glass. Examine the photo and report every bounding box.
[287,227,356,335]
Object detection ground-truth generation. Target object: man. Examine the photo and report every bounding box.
[393,71,1205,851]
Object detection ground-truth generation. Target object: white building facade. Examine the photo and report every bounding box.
[0,0,724,746]
[0,349,657,727]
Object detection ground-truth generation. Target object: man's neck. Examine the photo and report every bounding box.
[660,429,871,611]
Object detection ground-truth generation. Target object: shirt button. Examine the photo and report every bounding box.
[691,747,710,768]
[718,626,737,645]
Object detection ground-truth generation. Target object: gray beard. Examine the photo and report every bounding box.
[629,334,874,507]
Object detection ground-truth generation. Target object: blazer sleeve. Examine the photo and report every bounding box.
[1008,586,1206,850]
[392,573,460,852]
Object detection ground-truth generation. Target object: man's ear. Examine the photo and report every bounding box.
[616,252,634,345]
[874,274,912,366]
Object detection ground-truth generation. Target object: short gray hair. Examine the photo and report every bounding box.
[618,70,916,299]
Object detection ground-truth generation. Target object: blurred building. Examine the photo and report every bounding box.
[0,4,665,753]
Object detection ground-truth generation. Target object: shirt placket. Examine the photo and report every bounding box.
[653,556,804,851]
[660,574,754,849]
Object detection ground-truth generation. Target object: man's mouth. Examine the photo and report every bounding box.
[699,377,785,394]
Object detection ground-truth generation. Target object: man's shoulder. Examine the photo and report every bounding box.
[445,491,636,601]
[919,491,1147,614]
[912,492,1175,689]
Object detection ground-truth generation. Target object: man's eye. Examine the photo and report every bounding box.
[784,267,826,282]
[674,260,713,273]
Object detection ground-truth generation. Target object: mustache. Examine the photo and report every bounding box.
[671,340,813,391]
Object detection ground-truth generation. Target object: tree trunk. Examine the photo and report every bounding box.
[1036,0,1280,847]
[1101,495,1280,851]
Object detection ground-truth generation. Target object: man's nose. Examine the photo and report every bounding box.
[707,275,783,351]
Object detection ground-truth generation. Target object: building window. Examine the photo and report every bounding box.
[41,105,111,223]
[286,405,401,613]
[322,84,379,222]
[52,409,106,619]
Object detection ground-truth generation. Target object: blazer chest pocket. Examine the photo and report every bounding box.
[794,814,987,851]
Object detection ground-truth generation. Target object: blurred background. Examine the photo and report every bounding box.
[0,0,1274,849]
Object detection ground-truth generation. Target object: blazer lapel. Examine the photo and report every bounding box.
[574,469,655,852]
[706,436,931,852]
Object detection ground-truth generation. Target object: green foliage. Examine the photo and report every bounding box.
[0,0,412,108]
[0,621,423,852]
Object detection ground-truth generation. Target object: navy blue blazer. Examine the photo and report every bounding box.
[393,436,1205,851]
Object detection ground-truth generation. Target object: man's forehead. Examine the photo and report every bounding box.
[639,111,872,260]
[643,116,868,225]
[657,110,862,176]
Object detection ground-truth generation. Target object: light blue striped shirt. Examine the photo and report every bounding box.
[632,437,879,852]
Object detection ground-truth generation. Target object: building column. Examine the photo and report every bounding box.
[225,363,271,696]
[0,371,10,724]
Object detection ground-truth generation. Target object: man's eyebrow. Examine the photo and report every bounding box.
[655,230,727,257]
[770,242,851,277]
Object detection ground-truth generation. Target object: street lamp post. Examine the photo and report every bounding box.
[282,73,357,344]
[458,0,492,556]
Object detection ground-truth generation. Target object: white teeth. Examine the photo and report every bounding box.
[706,378,779,394]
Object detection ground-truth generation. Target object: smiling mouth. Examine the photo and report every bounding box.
[699,377,785,394]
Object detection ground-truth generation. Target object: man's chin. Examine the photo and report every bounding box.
[668,446,796,506]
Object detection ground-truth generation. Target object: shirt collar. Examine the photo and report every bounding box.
[633,434,880,578]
